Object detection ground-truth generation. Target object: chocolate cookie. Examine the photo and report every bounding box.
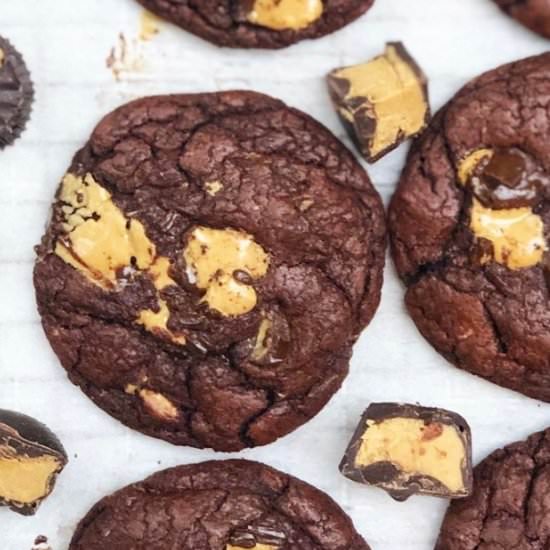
[135,0,374,49]
[34,91,385,451]
[493,0,550,38]
[436,427,550,549]
[389,53,550,403]
[69,459,371,549]
[0,36,33,149]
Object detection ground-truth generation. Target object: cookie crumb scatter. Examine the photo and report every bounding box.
[106,33,144,81]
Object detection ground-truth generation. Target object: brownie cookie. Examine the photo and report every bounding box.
[0,36,33,149]
[493,0,550,39]
[34,91,385,451]
[69,459,370,549]
[135,0,374,49]
[436,427,550,549]
[389,53,550,403]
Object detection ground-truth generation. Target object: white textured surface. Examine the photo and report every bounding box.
[1,0,550,548]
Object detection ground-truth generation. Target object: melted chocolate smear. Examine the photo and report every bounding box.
[471,149,548,209]
[230,524,287,547]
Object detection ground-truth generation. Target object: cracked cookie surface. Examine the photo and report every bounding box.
[134,0,374,49]
[69,459,371,550]
[34,91,385,451]
[389,53,550,403]
[493,0,550,38]
[436,428,550,549]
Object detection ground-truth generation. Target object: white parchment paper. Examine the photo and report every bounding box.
[1,0,549,548]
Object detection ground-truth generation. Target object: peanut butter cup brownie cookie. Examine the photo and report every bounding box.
[436,428,550,549]
[69,460,371,549]
[389,53,550,402]
[493,0,550,38]
[34,91,385,451]
[135,0,374,48]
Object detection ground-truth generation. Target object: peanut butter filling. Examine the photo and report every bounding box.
[470,198,546,269]
[184,226,269,317]
[247,0,323,31]
[457,149,493,185]
[205,180,223,196]
[457,150,548,269]
[136,256,186,344]
[55,173,155,289]
[355,418,466,493]
[334,44,428,159]
[54,173,185,344]
[0,454,61,505]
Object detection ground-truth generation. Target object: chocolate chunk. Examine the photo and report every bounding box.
[0,410,67,515]
[0,37,33,149]
[229,519,287,548]
[460,148,548,210]
[340,403,473,501]
[327,42,430,162]
[483,150,525,189]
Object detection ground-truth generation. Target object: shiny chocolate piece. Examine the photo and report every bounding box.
[327,42,430,162]
[0,36,33,149]
[465,148,548,210]
[229,520,287,549]
[340,403,473,501]
[0,409,67,515]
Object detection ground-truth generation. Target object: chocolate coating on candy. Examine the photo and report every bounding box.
[134,0,375,49]
[69,459,371,550]
[340,403,472,501]
[34,91,386,452]
[327,42,430,162]
[436,427,550,549]
[0,37,33,149]
[0,410,67,515]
